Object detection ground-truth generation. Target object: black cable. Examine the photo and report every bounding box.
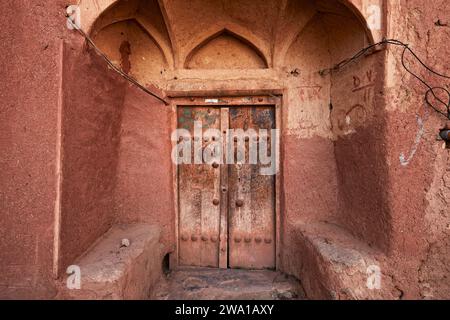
[319,39,450,120]
[399,45,450,119]
[66,18,170,105]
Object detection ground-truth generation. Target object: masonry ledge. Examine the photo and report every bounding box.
[57,223,164,300]
[285,220,398,300]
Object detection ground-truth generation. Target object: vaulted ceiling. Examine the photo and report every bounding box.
[87,0,371,78]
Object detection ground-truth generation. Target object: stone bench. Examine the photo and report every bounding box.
[58,224,163,300]
[284,221,399,300]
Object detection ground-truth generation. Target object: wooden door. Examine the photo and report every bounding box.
[228,107,276,269]
[177,106,276,269]
[177,107,222,267]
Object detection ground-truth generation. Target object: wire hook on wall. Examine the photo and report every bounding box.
[319,38,450,121]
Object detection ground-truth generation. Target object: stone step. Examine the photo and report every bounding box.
[152,267,304,300]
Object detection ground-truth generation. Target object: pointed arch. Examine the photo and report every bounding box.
[182,25,270,69]
[338,0,380,44]
[87,0,175,69]
[93,18,173,69]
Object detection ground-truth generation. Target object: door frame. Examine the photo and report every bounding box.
[169,94,283,270]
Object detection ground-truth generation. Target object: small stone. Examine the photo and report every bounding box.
[120,238,131,248]
[273,288,297,300]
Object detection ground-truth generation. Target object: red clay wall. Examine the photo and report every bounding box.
[281,14,339,227]
[114,86,175,252]
[58,39,127,274]
[0,0,67,299]
[382,0,450,299]
[283,137,338,223]
[332,55,392,251]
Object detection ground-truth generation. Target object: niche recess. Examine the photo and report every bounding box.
[93,20,168,83]
[89,0,172,84]
[185,30,268,70]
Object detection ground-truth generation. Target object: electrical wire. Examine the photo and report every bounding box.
[67,12,449,117]
[66,18,170,105]
[319,39,450,120]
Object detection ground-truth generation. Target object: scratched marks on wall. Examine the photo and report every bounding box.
[352,69,375,102]
[331,65,376,136]
[287,84,331,139]
[336,104,368,132]
[285,58,378,139]
[298,86,323,102]
[331,62,427,167]
[399,115,425,167]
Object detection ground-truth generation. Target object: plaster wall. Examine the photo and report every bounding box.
[381,0,450,299]
[58,40,127,274]
[0,0,68,299]
[114,85,175,251]
[1,0,450,300]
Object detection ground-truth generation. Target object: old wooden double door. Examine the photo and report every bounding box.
[177,106,276,270]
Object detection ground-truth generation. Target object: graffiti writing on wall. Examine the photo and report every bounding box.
[399,115,425,167]
[297,86,323,102]
[334,68,375,134]
[352,69,375,102]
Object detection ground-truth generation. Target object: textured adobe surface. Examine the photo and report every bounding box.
[58,224,162,300]
[59,40,127,274]
[0,0,449,300]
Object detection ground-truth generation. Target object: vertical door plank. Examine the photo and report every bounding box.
[178,107,221,267]
[228,106,276,269]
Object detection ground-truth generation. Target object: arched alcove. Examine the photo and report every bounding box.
[75,0,384,261]
[89,0,174,75]
[185,30,269,70]
[93,19,168,82]
[284,0,371,71]
[76,1,383,251]
[284,14,332,73]
[61,0,391,300]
